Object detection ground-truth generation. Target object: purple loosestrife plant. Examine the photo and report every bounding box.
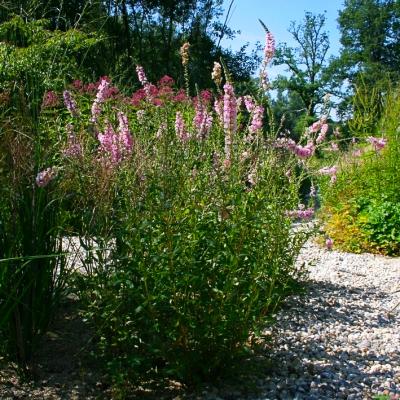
[193,102,213,139]
[175,111,189,142]
[91,78,110,123]
[63,90,78,117]
[223,83,237,161]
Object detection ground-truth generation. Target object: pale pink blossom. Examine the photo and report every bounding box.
[294,142,315,158]
[243,95,255,112]
[319,165,337,184]
[264,31,275,62]
[326,238,333,250]
[175,112,189,142]
[193,102,213,139]
[36,167,57,187]
[367,136,387,151]
[223,83,237,160]
[249,105,264,134]
[136,65,148,86]
[91,78,110,123]
[156,122,167,139]
[285,206,315,220]
[308,120,322,134]
[330,142,339,151]
[117,112,133,155]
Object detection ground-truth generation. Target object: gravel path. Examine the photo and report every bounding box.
[256,240,400,400]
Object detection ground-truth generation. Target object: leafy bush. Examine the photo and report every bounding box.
[19,57,351,388]
[320,85,400,255]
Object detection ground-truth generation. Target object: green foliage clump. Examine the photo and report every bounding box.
[320,85,400,256]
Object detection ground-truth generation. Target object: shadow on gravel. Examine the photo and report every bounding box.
[259,279,400,399]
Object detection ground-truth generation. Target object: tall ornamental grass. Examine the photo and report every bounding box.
[0,110,67,365]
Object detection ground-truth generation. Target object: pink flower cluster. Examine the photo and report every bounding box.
[136,65,148,86]
[316,123,329,143]
[91,78,110,123]
[294,142,315,158]
[285,205,314,220]
[243,95,255,112]
[264,31,275,62]
[249,105,264,134]
[367,136,387,152]
[63,124,81,158]
[36,167,57,187]
[63,90,78,116]
[223,83,237,133]
[214,98,223,123]
[223,83,237,160]
[98,112,133,163]
[318,165,337,183]
[275,137,315,158]
[130,75,190,107]
[193,102,213,139]
[175,112,189,142]
[42,91,59,108]
[72,77,119,98]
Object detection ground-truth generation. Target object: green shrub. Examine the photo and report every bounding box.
[320,84,400,255]
[47,73,317,387]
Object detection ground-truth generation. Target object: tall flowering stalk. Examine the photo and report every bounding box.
[223,83,237,161]
[63,123,81,158]
[259,19,275,90]
[175,111,189,142]
[91,78,110,123]
[193,102,213,139]
[136,65,153,100]
[63,90,78,117]
[211,62,223,93]
[248,105,264,135]
[180,42,191,96]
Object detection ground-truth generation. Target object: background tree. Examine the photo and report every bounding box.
[329,0,400,120]
[0,0,260,90]
[272,12,331,118]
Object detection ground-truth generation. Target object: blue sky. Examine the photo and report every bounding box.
[221,0,346,78]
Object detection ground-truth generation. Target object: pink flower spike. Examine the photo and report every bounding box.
[175,112,189,142]
[117,112,134,155]
[294,142,315,158]
[223,83,237,134]
[264,31,275,62]
[249,105,264,134]
[136,65,148,86]
[63,90,78,116]
[91,78,110,123]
